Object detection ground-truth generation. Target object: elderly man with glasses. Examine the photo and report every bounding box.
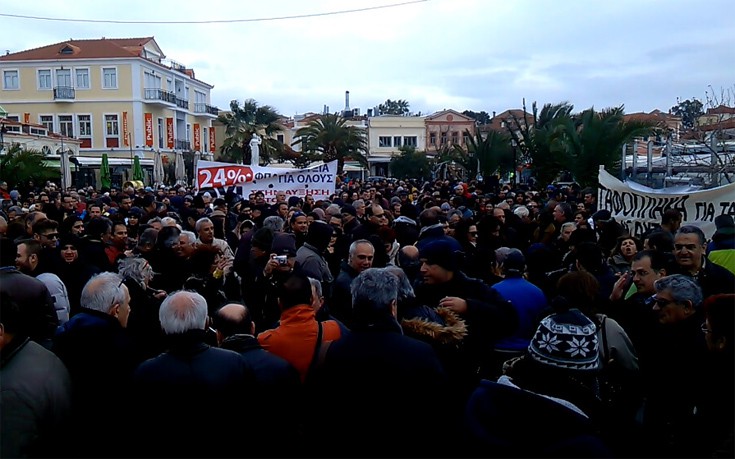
[637,274,709,458]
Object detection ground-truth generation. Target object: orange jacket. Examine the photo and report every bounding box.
[257,305,341,382]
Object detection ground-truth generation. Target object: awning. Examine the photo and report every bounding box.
[0,105,7,117]
[75,156,153,166]
[42,159,61,168]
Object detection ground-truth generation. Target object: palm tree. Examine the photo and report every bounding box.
[508,101,574,186]
[461,128,514,181]
[559,106,656,188]
[218,99,284,165]
[0,144,59,191]
[293,114,368,175]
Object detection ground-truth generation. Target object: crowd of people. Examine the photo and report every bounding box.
[0,175,733,458]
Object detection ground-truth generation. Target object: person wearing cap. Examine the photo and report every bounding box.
[339,204,359,238]
[706,214,735,275]
[488,248,548,377]
[465,308,612,457]
[414,238,519,403]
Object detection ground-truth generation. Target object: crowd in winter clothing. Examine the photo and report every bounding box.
[0,175,734,458]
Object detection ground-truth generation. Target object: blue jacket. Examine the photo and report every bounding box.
[491,276,549,351]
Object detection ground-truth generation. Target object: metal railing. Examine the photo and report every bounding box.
[53,86,75,100]
[144,88,176,104]
[175,98,189,110]
[193,103,219,115]
[175,139,191,150]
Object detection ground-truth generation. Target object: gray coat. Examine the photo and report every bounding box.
[1,338,72,458]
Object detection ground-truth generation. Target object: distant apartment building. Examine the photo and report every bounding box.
[0,37,218,189]
[367,115,426,176]
[424,109,475,155]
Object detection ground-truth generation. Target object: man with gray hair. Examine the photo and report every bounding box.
[638,273,709,457]
[329,239,375,328]
[130,290,254,457]
[51,272,140,456]
[307,267,447,456]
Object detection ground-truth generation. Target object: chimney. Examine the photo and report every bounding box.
[344,91,350,112]
[367,108,373,117]
[492,111,496,118]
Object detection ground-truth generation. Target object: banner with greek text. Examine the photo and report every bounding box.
[196,160,337,203]
[597,167,735,240]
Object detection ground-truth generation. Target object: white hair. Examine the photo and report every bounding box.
[195,217,212,232]
[161,216,178,227]
[159,290,209,334]
[180,230,196,245]
[81,272,126,313]
[513,206,529,218]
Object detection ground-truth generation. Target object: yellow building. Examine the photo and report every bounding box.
[0,37,218,189]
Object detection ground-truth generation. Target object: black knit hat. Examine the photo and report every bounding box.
[419,238,461,272]
[252,227,274,251]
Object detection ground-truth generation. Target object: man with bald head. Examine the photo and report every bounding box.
[397,245,421,284]
[213,302,299,385]
[213,302,302,454]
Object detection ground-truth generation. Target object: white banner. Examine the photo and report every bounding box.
[196,160,337,204]
[597,166,735,240]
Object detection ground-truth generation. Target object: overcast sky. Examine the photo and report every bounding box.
[2,0,733,118]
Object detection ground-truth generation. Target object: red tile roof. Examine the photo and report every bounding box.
[480,109,533,133]
[706,105,735,115]
[0,37,155,61]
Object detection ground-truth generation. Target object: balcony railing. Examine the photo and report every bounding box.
[144,88,176,104]
[193,103,219,115]
[175,139,191,150]
[53,86,75,100]
[175,98,189,110]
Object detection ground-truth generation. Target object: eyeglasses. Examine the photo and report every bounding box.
[41,233,59,239]
[700,322,710,334]
[469,231,478,236]
[674,244,698,251]
[650,296,675,308]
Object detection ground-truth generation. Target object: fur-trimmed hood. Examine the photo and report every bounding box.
[401,306,467,346]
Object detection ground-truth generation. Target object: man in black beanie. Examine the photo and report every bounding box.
[413,238,518,397]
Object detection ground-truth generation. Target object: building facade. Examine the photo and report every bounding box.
[0,37,218,189]
[366,115,426,176]
[424,109,476,155]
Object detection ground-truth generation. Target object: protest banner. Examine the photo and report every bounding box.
[597,166,735,240]
[196,160,337,204]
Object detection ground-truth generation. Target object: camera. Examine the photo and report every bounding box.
[275,255,288,265]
